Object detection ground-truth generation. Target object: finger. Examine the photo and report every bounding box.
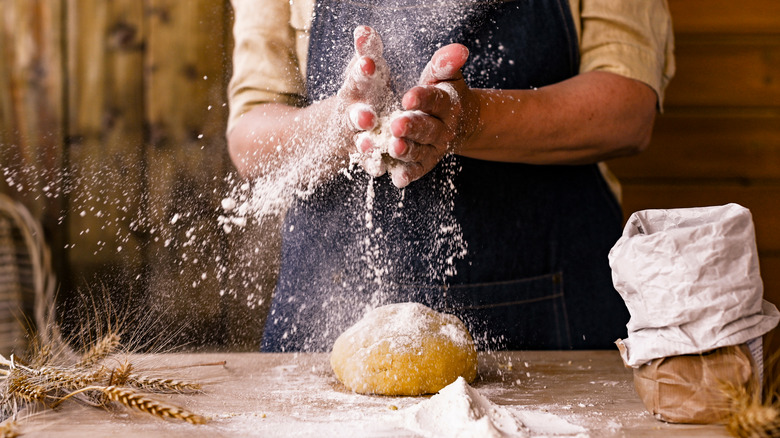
[388,161,429,189]
[389,162,416,188]
[355,131,374,153]
[388,136,446,177]
[354,132,387,177]
[359,57,376,76]
[354,26,383,58]
[403,147,445,185]
[363,154,388,177]
[353,27,391,96]
[340,56,378,98]
[388,136,413,160]
[419,43,469,85]
[347,103,377,131]
[389,136,448,169]
[390,111,450,149]
[402,85,453,115]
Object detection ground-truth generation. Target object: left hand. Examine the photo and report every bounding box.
[386,44,481,188]
[338,26,395,177]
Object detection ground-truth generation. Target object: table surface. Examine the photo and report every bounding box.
[16,350,731,437]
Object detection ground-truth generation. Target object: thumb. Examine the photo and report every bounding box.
[419,44,469,85]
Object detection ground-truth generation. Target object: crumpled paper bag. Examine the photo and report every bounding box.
[609,203,780,368]
[628,343,757,424]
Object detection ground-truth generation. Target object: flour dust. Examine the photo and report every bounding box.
[0,0,520,350]
[215,3,518,350]
[1,139,257,346]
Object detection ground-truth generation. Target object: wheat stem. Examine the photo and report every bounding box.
[77,333,121,368]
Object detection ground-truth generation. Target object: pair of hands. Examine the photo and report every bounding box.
[337,26,481,188]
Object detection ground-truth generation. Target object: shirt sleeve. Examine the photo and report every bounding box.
[227,0,308,133]
[578,0,676,110]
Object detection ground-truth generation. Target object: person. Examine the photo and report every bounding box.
[227,0,675,352]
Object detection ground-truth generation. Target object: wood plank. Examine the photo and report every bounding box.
[669,0,780,35]
[620,183,780,253]
[665,38,780,108]
[608,113,780,180]
[64,0,147,314]
[0,0,66,282]
[0,0,64,223]
[144,0,233,347]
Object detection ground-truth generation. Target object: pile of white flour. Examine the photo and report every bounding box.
[405,376,527,437]
[403,377,588,438]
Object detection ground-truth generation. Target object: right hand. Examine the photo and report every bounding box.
[385,44,477,188]
[337,26,396,177]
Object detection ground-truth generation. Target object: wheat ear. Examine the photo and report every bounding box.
[77,333,121,368]
[721,381,780,437]
[30,344,52,368]
[57,385,207,424]
[0,418,18,438]
[108,361,133,386]
[125,373,202,393]
[36,366,107,391]
[7,372,47,405]
[100,385,207,424]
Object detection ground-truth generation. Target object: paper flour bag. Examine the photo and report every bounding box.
[610,203,779,367]
[609,204,780,423]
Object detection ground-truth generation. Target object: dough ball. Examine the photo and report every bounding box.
[330,302,478,396]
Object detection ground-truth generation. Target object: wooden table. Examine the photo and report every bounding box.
[17,351,730,437]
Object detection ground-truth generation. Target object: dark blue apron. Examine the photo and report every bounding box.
[261,0,629,352]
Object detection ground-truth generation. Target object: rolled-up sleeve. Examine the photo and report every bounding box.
[227,0,308,133]
[579,0,676,110]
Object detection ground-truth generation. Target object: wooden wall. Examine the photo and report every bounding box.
[608,0,780,367]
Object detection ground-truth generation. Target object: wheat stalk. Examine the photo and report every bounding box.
[60,385,207,425]
[76,333,121,368]
[7,372,47,405]
[0,198,214,428]
[100,385,207,424]
[1,341,213,427]
[36,365,107,391]
[721,381,780,438]
[125,374,202,393]
[30,345,52,369]
[108,361,133,387]
[0,281,219,429]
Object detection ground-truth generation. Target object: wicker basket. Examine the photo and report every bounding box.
[0,193,55,356]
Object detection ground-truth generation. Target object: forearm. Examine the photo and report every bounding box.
[462,71,657,164]
[227,99,349,179]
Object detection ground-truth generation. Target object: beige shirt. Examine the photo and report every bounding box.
[228,0,675,134]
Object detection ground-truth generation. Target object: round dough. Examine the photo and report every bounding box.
[330,302,478,395]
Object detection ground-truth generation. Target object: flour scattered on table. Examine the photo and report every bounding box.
[403,377,588,438]
[512,410,589,437]
[205,356,589,438]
